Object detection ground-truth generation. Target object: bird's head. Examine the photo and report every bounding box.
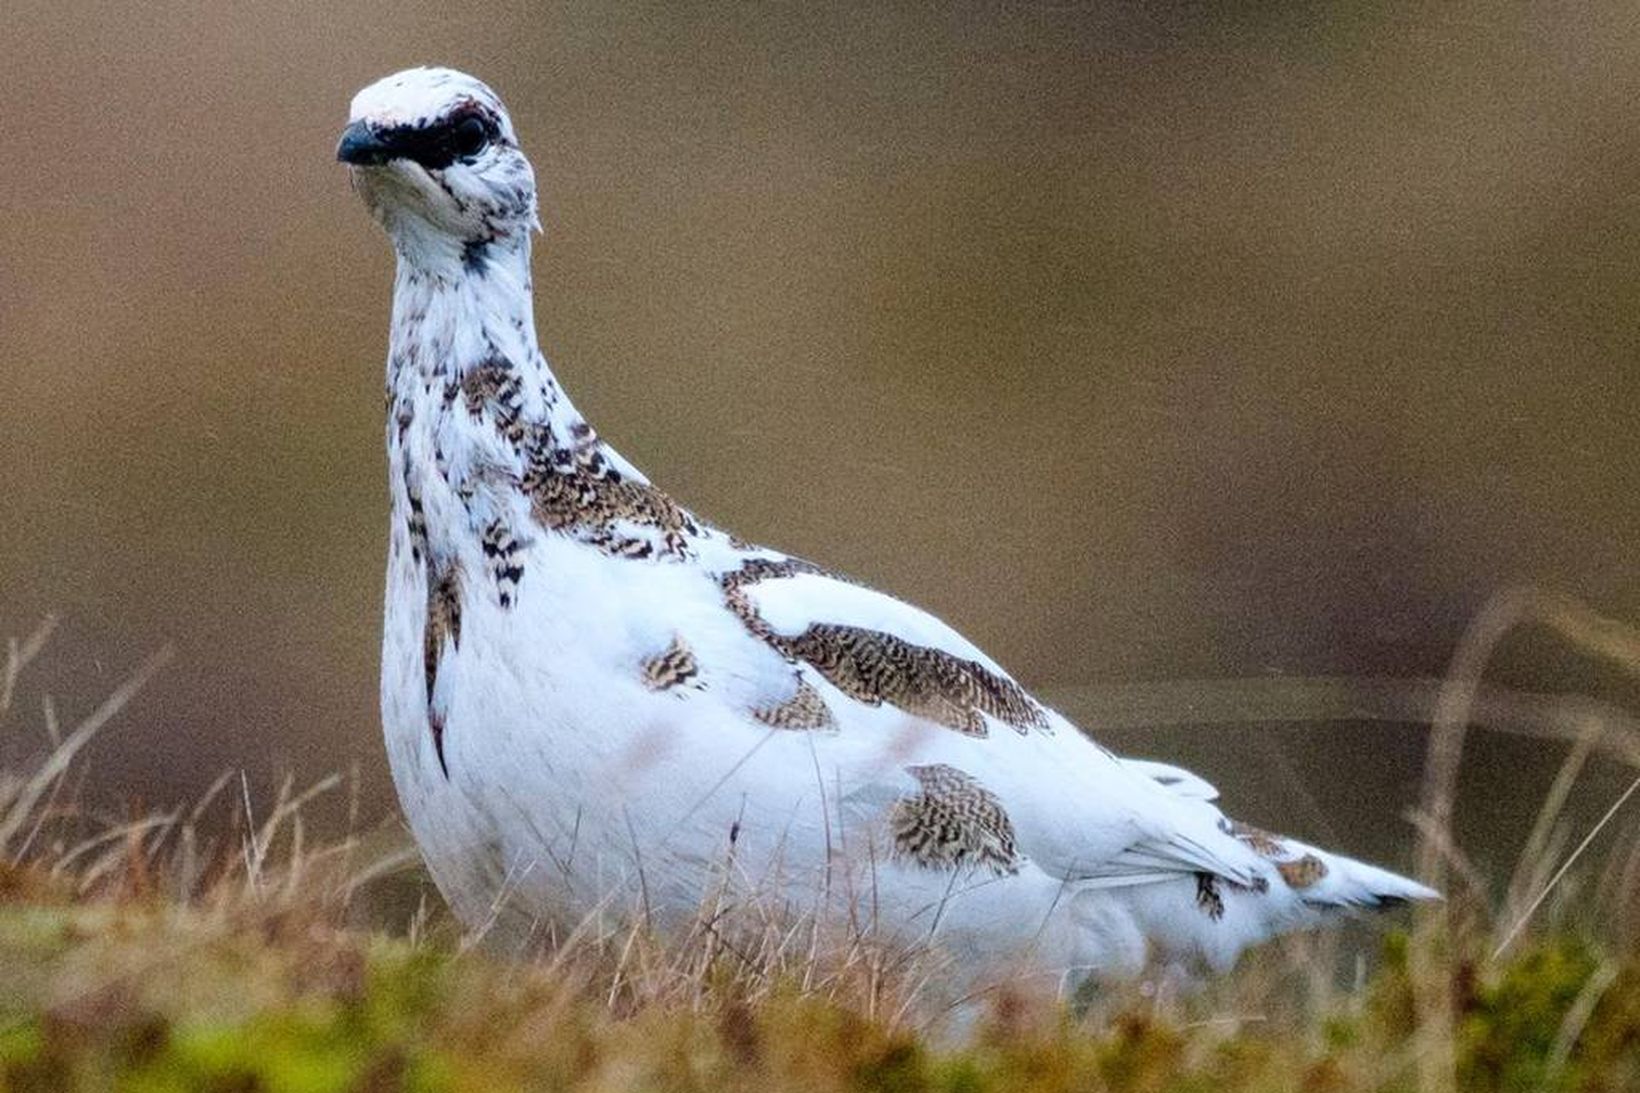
[339,67,539,271]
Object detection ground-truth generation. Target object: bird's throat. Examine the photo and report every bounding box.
[384,230,590,467]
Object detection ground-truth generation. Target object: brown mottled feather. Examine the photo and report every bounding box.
[1195,873,1226,920]
[751,677,834,730]
[525,464,699,560]
[642,635,701,692]
[1226,820,1330,889]
[461,358,528,445]
[1227,820,1287,859]
[424,560,463,776]
[783,623,1046,737]
[479,519,525,607]
[1277,854,1329,890]
[890,764,1020,875]
[719,559,1049,739]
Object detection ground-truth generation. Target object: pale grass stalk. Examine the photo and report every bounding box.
[1043,676,1640,772]
[1419,588,1640,887]
[40,694,59,747]
[284,812,306,896]
[1544,959,1621,1086]
[237,771,262,886]
[52,811,177,878]
[186,768,239,830]
[14,728,71,863]
[407,889,432,948]
[1412,586,1640,1093]
[459,855,531,954]
[1600,826,1640,937]
[607,916,645,1010]
[1493,773,1640,959]
[531,887,639,976]
[7,601,1639,1073]
[340,839,420,901]
[1403,810,1490,911]
[1501,718,1599,922]
[1288,930,1341,1053]
[0,642,172,855]
[888,958,936,1032]
[1253,733,1341,846]
[0,615,58,715]
[248,774,297,875]
[250,773,341,895]
[163,770,239,902]
[72,816,175,892]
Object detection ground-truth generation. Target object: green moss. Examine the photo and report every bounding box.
[0,1020,45,1067]
[0,895,1636,1093]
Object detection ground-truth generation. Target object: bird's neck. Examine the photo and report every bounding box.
[385,229,592,459]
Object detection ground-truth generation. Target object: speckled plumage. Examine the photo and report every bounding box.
[891,764,1022,876]
[750,676,835,730]
[641,635,701,692]
[343,67,1437,987]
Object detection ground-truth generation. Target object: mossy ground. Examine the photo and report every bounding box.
[3,596,1638,1093]
[0,870,1635,1092]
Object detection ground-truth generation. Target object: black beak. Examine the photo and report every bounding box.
[337,120,392,166]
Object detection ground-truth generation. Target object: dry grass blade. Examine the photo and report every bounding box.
[1418,587,1640,888]
[1544,959,1621,1086]
[1410,587,1640,1093]
[1502,717,1599,922]
[1493,773,1640,959]
[2,604,1640,1089]
[1,615,58,715]
[0,642,173,856]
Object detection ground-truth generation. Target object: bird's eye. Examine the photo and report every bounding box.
[451,115,490,158]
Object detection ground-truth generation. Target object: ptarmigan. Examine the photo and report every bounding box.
[338,67,1437,988]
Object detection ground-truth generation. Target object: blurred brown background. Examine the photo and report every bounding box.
[2,3,1637,881]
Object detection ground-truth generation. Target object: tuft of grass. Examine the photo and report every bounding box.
[1408,588,1640,1093]
[1,598,1638,1092]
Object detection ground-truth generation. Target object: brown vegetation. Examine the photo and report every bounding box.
[1,596,1638,1091]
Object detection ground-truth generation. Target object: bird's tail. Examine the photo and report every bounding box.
[1283,841,1440,911]
[1224,819,1440,912]
[1123,758,1439,910]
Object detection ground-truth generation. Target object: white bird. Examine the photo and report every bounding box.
[339,67,1437,989]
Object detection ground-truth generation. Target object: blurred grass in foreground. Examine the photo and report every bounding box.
[1,599,1638,1093]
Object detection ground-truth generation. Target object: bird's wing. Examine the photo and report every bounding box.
[720,554,1266,889]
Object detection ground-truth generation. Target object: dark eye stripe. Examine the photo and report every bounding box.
[378,108,501,170]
